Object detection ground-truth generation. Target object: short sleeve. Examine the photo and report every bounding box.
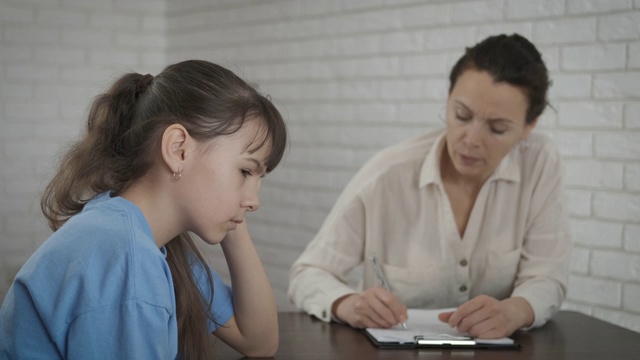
[67,301,175,359]
[191,261,234,332]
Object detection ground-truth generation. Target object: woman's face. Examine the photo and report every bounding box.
[178,120,271,245]
[444,68,536,183]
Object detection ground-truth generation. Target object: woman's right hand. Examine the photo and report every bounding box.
[332,287,408,328]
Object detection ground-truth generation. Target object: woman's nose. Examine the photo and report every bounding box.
[463,121,482,147]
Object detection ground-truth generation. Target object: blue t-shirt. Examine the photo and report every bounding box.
[0,192,234,359]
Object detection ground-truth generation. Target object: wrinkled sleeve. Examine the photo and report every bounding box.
[0,282,62,359]
[512,142,572,329]
[288,164,378,323]
[67,301,174,359]
[192,262,234,333]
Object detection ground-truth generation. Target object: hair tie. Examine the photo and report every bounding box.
[136,74,154,96]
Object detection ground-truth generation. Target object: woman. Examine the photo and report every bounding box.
[0,60,287,359]
[288,34,571,339]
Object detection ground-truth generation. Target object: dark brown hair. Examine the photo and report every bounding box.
[448,33,551,124]
[41,60,287,359]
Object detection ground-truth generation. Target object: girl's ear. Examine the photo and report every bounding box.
[160,124,192,175]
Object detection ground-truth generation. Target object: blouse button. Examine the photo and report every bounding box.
[322,310,327,319]
[459,285,467,292]
[459,259,468,267]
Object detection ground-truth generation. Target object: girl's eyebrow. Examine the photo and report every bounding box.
[246,158,265,174]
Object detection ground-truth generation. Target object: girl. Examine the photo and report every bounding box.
[0,60,287,359]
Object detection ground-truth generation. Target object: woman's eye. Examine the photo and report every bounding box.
[455,114,472,122]
[241,169,251,177]
[491,127,507,134]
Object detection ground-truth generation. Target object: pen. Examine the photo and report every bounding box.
[370,253,408,330]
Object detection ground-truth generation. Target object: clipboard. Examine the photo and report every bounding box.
[364,308,520,350]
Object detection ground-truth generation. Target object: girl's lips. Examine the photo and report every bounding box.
[229,220,242,230]
[228,218,243,230]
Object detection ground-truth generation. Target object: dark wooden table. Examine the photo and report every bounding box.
[213,311,640,359]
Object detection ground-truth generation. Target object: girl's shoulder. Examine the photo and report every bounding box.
[16,193,173,320]
[42,194,150,259]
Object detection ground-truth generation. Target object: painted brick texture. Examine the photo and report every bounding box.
[0,0,167,304]
[1,0,638,333]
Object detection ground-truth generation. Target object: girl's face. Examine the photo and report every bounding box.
[444,69,536,183]
[178,120,271,244]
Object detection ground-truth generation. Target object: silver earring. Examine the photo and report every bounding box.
[519,138,528,152]
[172,170,182,181]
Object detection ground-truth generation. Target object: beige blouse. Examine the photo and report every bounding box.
[288,129,571,329]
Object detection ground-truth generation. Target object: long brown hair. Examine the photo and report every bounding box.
[40,60,287,359]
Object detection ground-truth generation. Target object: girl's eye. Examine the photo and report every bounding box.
[491,127,507,135]
[241,169,251,177]
[455,114,472,122]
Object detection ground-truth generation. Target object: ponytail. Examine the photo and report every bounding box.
[41,73,156,230]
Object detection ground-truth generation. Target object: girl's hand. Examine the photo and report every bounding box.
[215,221,279,357]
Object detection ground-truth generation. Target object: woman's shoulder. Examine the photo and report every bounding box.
[371,129,443,164]
[522,132,562,168]
[510,132,565,188]
[354,129,444,186]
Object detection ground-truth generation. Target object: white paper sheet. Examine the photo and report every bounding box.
[365,308,514,345]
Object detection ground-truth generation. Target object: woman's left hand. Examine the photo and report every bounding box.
[437,295,534,339]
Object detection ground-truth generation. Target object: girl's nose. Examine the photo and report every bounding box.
[242,187,260,212]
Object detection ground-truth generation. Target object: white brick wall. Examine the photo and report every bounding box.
[1,0,639,334]
[0,0,166,303]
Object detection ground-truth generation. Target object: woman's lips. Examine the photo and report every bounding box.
[459,153,480,166]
